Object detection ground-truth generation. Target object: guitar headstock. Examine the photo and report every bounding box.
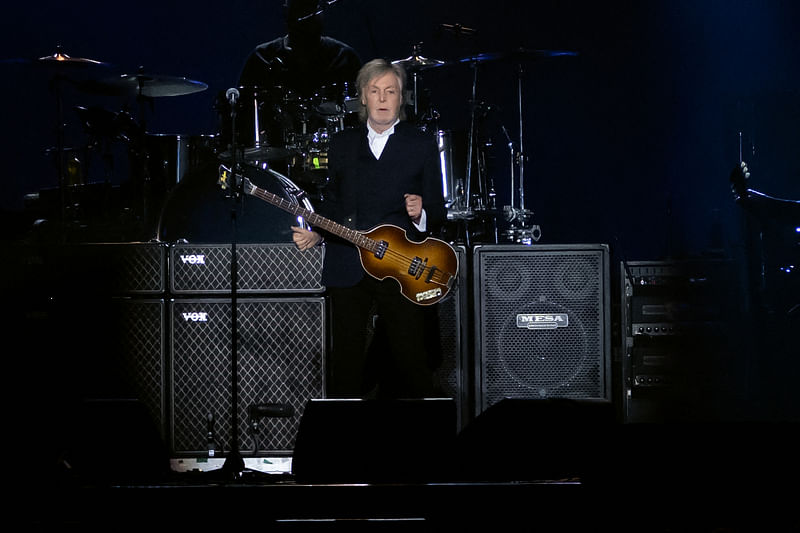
[217,165,254,196]
[730,160,751,201]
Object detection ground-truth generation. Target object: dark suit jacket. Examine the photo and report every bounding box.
[317,121,447,287]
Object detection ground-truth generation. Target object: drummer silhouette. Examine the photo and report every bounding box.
[238,0,361,98]
[233,0,362,189]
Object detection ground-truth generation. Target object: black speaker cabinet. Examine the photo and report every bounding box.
[111,298,167,440]
[292,398,457,484]
[52,243,167,295]
[454,397,617,483]
[49,297,167,437]
[472,244,611,416]
[169,243,323,294]
[430,244,471,430]
[169,297,325,456]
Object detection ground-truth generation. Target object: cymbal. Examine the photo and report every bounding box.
[458,47,578,64]
[90,70,208,98]
[2,47,112,76]
[38,49,110,67]
[392,53,448,71]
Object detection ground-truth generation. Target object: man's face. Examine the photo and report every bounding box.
[362,71,403,133]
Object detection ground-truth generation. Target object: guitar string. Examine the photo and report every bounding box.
[380,248,452,287]
[252,188,453,287]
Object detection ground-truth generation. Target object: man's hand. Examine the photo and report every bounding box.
[404,193,423,223]
[291,226,322,251]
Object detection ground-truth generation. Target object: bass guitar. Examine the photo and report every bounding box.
[219,166,458,306]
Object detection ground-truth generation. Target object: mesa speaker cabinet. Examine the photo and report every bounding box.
[169,243,323,294]
[169,297,325,456]
[472,244,611,416]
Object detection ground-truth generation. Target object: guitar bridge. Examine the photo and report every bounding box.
[424,265,438,283]
[374,240,388,259]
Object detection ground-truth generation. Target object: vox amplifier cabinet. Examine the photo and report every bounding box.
[50,242,167,295]
[472,244,611,417]
[169,243,323,294]
[168,297,326,456]
[110,298,167,439]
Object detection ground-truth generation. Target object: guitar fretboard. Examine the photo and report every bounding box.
[248,183,380,253]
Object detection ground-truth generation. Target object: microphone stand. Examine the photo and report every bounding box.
[220,88,245,478]
[209,89,291,483]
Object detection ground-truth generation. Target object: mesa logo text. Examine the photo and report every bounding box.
[516,313,569,330]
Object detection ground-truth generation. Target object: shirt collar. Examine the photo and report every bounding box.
[367,119,400,140]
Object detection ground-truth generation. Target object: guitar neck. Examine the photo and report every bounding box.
[248,184,379,252]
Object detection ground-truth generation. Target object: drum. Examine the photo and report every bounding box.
[145,133,217,190]
[288,128,331,187]
[215,86,299,162]
[313,82,360,116]
[436,130,459,208]
[156,161,314,244]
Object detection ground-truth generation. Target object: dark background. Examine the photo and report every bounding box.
[1,0,798,255]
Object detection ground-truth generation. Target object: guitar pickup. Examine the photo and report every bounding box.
[408,256,427,279]
[374,240,388,259]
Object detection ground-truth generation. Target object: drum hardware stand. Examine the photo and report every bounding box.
[463,59,480,219]
[44,69,73,242]
[501,62,541,244]
[126,69,159,240]
[392,43,446,125]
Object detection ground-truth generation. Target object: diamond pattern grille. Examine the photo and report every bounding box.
[170,243,323,293]
[169,298,325,455]
[113,299,166,438]
[57,243,166,294]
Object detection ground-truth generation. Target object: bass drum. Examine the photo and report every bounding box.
[145,133,217,190]
[156,161,313,244]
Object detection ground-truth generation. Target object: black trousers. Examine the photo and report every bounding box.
[326,276,437,399]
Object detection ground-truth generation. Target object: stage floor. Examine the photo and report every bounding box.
[18,420,800,531]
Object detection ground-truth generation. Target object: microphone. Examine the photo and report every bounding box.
[225,87,240,105]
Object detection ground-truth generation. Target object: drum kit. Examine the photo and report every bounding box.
[391,44,578,245]
[9,44,577,245]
